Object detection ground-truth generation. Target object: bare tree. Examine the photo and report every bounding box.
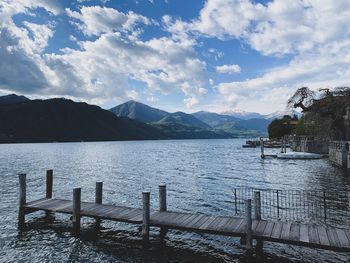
[287,87,315,111]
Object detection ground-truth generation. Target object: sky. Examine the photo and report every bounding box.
[1,0,350,114]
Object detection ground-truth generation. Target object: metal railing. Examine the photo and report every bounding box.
[232,188,350,226]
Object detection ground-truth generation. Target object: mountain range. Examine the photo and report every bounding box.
[0,94,300,143]
[110,100,272,137]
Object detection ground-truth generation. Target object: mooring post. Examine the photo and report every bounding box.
[281,136,284,153]
[254,191,264,255]
[142,191,150,245]
[260,138,265,159]
[245,199,252,253]
[95,182,103,204]
[18,174,26,228]
[46,170,53,198]
[45,170,53,217]
[95,182,103,224]
[284,136,288,153]
[159,184,167,239]
[72,187,81,236]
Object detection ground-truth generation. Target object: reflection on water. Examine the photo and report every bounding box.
[0,139,349,262]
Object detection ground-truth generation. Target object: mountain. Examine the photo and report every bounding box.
[110,100,168,123]
[110,101,209,129]
[193,111,269,135]
[0,98,165,143]
[0,94,30,105]
[222,109,264,120]
[264,110,302,120]
[155,111,210,129]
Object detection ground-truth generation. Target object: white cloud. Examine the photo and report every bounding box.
[216,64,241,74]
[66,6,152,37]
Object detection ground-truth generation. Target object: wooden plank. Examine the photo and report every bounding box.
[335,228,350,248]
[251,220,259,232]
[192,215,213,229]
[186,214,206,229]
[281,222,292,240]
[271,222,283,239]
[317,226,330,247]
[216,217,232,231]
[344,230,350,244]
[255,220,267,235]
[233,218,245,233]
[262,221,274,238]
[326,228,340,248]
[206,217,225,231]
[299,224,309,243]
[198,216,217,230]
[289,223,300,241]
[308,225,320,244]
[179,214,198,227]
[222,218,243,233]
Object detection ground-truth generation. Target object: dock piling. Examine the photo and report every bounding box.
[18,174,26,227]
[46,170,53,198]
[142,191,150,244]
[260,138,265,159]
[72,187,81,236]
[45,170,53,217]
[159,185,167,239]
[95,182,103,204]
[245,199,252,253]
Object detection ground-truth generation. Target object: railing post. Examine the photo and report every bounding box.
[245,199,252,253]
[254,191,261,220]
[254,191,264,255]
[234,189,238,215]
[276,190,280,218]
[323,191,327,222]
[18,174,26,228]
[72,188,81,236]
[142,191,150,245]
[46,170,53,198]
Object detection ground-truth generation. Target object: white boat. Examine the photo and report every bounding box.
[277,152,322,159]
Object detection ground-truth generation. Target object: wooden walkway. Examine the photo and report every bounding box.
[18,171,350,254]
[24,198,350,252]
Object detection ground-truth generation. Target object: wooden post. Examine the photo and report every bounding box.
[18,174,26,228]
[260,138,265,159]
[95,182,103,204]
[254,191,264,254]
[159,185,166,212]
[45,170,53,217]
[46,170,53,198]
[142,191,150,245]
[95,182,103,224]
[72,188,81,236]
[159,185,167,239]
[254,191,261,220]
[245,199,252,253]
[284,136,287,153]
[281,136,284,153]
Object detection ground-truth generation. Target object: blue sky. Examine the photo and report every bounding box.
[1,0,350,114]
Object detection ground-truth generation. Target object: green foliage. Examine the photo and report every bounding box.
[268,116,295,139]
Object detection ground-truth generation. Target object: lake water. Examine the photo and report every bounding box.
[0,139,349,262]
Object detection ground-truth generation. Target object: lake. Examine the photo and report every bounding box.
[0,139,349,262]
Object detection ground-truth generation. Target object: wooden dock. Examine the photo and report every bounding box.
[18,171,350,255]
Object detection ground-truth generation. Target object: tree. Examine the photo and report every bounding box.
[287,87,315,112]
[268,115,295,139]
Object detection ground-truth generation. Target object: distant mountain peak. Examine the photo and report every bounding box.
[0,94,30,105]
[221,109,264,120]
[264,110,302,120]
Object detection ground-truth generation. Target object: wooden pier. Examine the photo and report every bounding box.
[18,171,350,254]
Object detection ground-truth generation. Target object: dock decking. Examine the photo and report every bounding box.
[18,171,350,255]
